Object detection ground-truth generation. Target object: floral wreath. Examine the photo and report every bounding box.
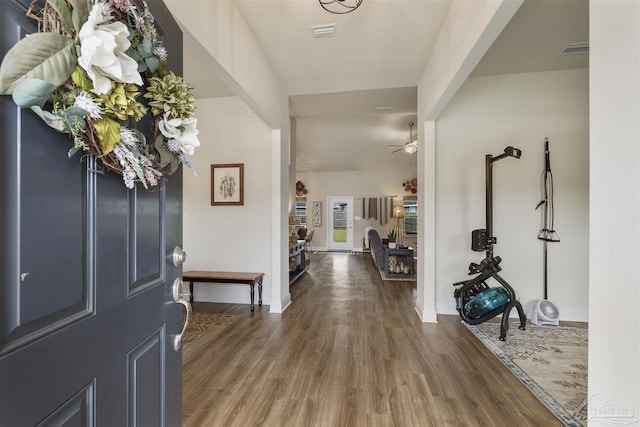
[0,0,199,189]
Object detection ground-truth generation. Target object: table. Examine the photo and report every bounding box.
[182,271,265,311]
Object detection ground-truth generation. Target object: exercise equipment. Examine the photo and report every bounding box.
[530,138,560,325]
[453,146,527,341]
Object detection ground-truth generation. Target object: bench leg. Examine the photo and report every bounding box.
[250,282,255,311]
[189,281,194,302]
[258,277,263,306]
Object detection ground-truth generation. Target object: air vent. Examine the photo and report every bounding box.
[559,42,589,55]
[311,23,337,38]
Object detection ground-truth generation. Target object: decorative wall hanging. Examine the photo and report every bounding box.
[296,181,308,196]
[0,0,199,189]
[403,177,418,193]
[211,164,244,206]
[312,201,322,226]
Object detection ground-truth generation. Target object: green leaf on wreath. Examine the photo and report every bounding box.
[11,78,56,108]
[154,134,180,174]
[138,37,154,56]
[30,106,66,132]
[71,66,93,91]
[145,56,160,73]
[0,33,77,95]
[137,61,148,73]
[69,0,89,34]
[93,117,121,155]
[47,0,74,36]
[60,106,88,133]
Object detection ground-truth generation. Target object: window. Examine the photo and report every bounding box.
[403,198,417,235]
[295,198,307,227]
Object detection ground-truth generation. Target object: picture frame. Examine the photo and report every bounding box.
[312,201,322,226]
[211,163,244,206]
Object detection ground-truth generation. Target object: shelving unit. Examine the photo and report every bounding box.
[289,240,306,285]
[384,247,414,279]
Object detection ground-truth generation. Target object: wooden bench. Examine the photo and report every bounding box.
[182,271,264,311]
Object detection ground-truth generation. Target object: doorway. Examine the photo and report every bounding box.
[327,197,354,251]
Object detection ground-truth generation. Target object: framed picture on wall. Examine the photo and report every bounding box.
[211,163,244,206]
[312,201,322,226]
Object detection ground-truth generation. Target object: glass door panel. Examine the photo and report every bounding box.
[327,197,353,251]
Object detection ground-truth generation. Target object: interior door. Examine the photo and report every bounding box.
[0,0,184,425]
[327,197,354,251]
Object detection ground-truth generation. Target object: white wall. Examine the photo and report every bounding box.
[183,97,273,306]
[416,0,522,322]
[589,0,640,423]
[435,69,589,321]
[167,0,291,312]
[297,169,417,251]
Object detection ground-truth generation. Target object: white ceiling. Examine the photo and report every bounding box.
[183,0,588,172]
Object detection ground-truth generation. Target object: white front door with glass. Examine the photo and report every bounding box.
[327,197,354,251]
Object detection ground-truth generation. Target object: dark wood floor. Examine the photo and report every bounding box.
[183,252,562,426]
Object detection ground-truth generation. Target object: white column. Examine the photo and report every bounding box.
[588,0,640,423]
[270,129,292,313]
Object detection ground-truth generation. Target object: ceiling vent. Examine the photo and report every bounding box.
[559,42,589,55]
[311,23,337,38]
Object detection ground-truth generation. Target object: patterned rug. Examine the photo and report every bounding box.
[465,322,588,426]
[182,311,240,364]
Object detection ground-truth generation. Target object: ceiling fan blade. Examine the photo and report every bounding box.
[391,147,404,153]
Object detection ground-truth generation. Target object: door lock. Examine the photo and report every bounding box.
[172,246,187,267]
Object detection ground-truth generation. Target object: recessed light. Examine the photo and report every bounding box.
[311,23,337,38]
[376,106,394,110]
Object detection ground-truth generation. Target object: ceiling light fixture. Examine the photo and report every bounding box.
[404,122,417,154]
[390,122,418,155]
[319,0,363,14]
[404,143,417,154]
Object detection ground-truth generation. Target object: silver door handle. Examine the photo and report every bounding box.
[172,277,191,351]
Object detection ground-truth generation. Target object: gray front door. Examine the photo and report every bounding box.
[0,0,184,425]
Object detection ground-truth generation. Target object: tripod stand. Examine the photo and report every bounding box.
[453,146,527,341]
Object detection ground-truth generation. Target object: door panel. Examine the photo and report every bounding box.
[128,328,164,427]
[0,0,184,425]
[38,382,95,426]
[129,188,164,294]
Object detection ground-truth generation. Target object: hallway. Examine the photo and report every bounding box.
[182,253,560,426]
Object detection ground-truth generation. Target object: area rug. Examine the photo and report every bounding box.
[465,322,588,426]
[182,312,240,364]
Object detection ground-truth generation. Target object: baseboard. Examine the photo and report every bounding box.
[436,302,459,316]
[436,301,588,322]
[555,308,588,323]
[415,306,438,323]
[270,293,291,314]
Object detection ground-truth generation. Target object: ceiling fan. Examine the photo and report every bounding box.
[390,122,418,154]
